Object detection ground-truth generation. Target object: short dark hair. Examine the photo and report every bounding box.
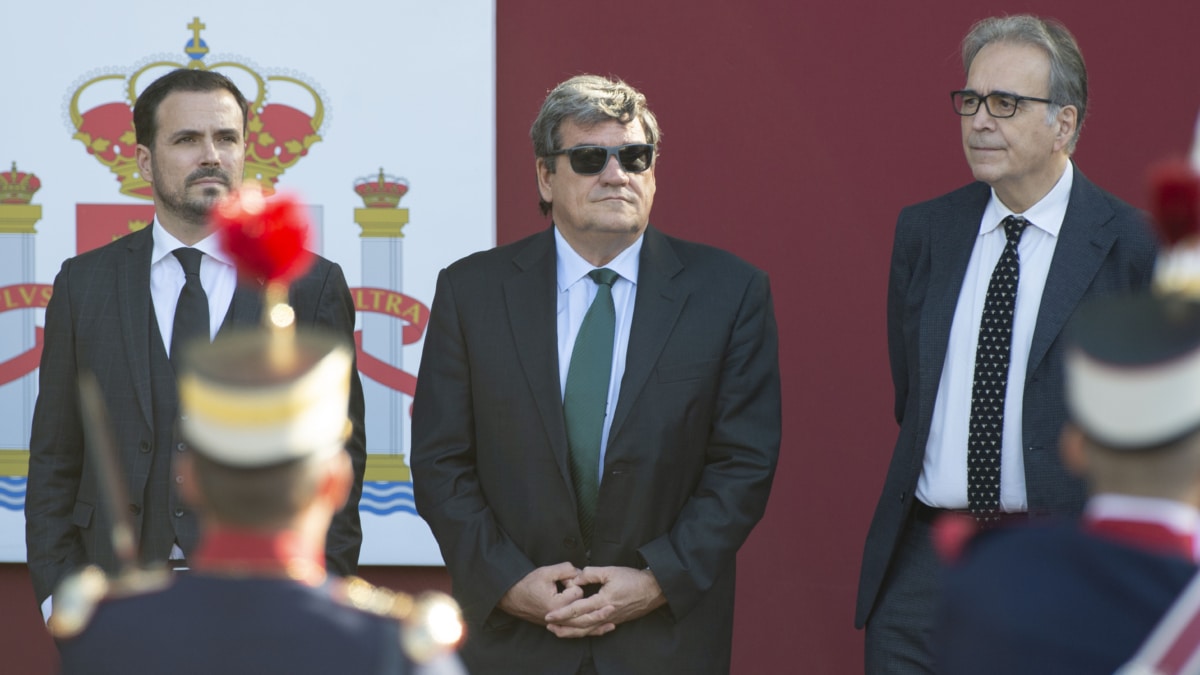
[133,68,250,148]
[187,451,324,529]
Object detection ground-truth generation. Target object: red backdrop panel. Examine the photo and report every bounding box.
[495,3,1200,674]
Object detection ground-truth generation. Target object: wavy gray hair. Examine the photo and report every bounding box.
[530,75,661,215]
[962,15,1087,153]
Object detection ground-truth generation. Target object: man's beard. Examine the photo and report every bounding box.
[153,166,233,225]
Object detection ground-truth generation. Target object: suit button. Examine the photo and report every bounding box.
[174,475,184,484]
[176,443,186,452]
[139,441,151,453]
[563,537,578,549]
[174,509,184,518]
[128,504,141,515]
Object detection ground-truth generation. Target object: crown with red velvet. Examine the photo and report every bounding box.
[67,17,325,200]
[354,168,409,208]
[0,162,41,205]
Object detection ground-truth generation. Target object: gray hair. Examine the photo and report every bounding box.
[962,15,1087,153]
[530,75,661,215]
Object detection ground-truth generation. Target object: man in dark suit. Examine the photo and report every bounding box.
[936,292,1200,674]
[856,15,1157,673]
[25,68,366,615]
[56,319,462,675]
[411,74,781,674]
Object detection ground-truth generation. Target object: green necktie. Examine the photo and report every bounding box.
[564,268,619,548]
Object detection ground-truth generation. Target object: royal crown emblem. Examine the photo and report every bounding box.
[0,162,41,205]
[67,17,326,200]
[354,168,410,209]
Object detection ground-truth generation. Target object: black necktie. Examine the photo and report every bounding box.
[967,216,1029,525]
[563,268,619,548]
[170,247,210,372]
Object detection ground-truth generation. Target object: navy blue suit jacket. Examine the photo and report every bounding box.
[856,168,1157,627]
[58,574,416,674]
[935,521,1195,674]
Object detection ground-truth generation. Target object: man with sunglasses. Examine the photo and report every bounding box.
[411,74,780,675]
[855,15,1156,673]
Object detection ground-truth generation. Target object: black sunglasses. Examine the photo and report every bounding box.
[549,144,655,175]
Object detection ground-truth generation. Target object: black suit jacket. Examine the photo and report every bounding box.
[411,225,781,675]
[855,167,1157,627]
[25,225,366,604]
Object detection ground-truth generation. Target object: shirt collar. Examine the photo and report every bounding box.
[981,159,1074,238]
[151,220,233,267]
[553,226,643,291]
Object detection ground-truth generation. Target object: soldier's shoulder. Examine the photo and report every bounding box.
[49,565,174,640]
[331,576,465,665]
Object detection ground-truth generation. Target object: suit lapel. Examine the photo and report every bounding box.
[1027,168,1116,376]
[918,186,988,435]
[221,281,265,334]
[503,230,572,481]
[118,227,155,426]
[608,226,686,444]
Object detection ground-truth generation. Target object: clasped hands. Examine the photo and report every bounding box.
[497,562,667,638]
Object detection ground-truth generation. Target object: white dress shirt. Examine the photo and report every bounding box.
[917,162,1074,511]
[149,221,237,354]
[555,227,641,484]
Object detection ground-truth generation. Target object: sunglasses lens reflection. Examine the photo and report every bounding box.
[566,145,654,175]
[617,145,653,173]
[569,147,610,174]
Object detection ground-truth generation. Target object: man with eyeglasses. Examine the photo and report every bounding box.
[856,14,1156,674]
[410,74,781,675]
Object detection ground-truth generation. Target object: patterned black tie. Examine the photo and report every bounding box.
[967,216,1028,526]
[563,268,619,548]
[170,247,210,372]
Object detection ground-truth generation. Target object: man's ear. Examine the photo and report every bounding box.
[536,157,554,205]
[318,449,354,511]
[1053,105,1078,153]
[136,144,155,187]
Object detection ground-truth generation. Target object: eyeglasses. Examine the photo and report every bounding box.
[951,90,1055,119]
[549,144,655,175]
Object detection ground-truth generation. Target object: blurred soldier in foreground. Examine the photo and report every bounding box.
[935,290,1200,673]
[52,190,463,675]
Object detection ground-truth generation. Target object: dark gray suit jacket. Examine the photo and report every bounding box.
[411,225,781,675]
[25,225,366,604]
[855,167,1158,628]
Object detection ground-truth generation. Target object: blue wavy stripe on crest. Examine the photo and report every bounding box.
[0,485,26,500]
[362,480,413,490]
[362,483,414,498]
[360,495,415,508]
[359,479,416,517]
[0,498,24,511]
[0,476,26,486]
[357,482,415,494]
[359,503,419,517]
